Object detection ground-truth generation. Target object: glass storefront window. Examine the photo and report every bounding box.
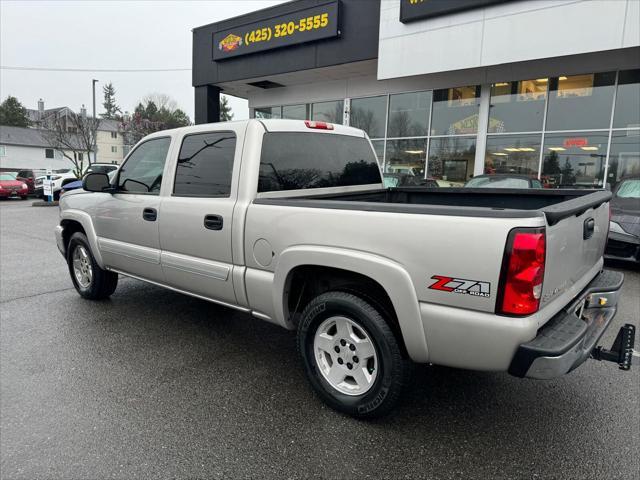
[312,100,344,124]
[254,106,281,119]
[485,134,542,176]
[431,86,481,136]
[282,104,309,120]
[606,130,640,188]
[370,140,385,164]
[387,91,431,138]
[614,69,640,130]
[541,132,609,188]
[384,138,427,177]
[350,96,387,139]
[488,80,547,133]
[546,72,616,131]
[427,137,476,186]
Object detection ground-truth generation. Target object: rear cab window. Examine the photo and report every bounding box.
[258,132,381,192]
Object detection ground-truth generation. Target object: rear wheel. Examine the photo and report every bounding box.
[67,232,118,299]
[297,291,410,418]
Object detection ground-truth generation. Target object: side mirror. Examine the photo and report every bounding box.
[83,173,113,193]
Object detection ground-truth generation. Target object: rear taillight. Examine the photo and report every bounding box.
[304,120,334,130]
[497,228,546,316]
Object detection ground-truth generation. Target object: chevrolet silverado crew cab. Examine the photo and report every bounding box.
[55,120,635,418]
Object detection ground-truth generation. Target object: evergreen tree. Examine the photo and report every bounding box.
[122,95,191,145]
[543,151,561,174]
[101,82,122,119]
[220,95,234,121]
[0,96,31,127]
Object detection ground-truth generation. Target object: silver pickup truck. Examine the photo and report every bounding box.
[55,119,634,418]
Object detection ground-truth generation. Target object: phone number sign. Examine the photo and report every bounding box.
[213,1,340,60]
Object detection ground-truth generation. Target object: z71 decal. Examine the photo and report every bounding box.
[429,275,491,298]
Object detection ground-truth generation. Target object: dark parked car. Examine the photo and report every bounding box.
[606,176,640,264]
[15,169,42,194]
[465,174,543,189]
[383,173,438,188]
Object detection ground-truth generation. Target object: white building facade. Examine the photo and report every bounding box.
[193,0,640,189]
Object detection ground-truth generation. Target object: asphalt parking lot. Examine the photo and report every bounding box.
[1,199,639,480]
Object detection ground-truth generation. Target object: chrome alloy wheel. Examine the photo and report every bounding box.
[313,316,378,396]
[72,245,93,288]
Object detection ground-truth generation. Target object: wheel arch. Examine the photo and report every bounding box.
[273,246,429,362]
[60,209,104,267]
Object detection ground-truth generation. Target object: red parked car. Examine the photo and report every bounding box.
[0,173,29,200]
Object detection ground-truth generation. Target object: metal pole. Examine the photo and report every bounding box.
[92,79,98,163]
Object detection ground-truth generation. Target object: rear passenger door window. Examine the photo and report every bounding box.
[117,137,171,194]
[174,132,236,197]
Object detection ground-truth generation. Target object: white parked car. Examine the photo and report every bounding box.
[34,169,77,200]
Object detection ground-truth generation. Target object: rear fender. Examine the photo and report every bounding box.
[274,245,429,362]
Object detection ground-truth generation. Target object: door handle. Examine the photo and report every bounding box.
[204,214,223,230]
[143,207,157,222]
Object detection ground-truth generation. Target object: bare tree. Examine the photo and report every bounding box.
[142,93,177,112]
[41,109,100,178]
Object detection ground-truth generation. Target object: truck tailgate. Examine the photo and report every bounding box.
[540,201,609,310]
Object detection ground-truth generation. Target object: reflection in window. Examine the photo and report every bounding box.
[254,106,282,119]
[282,104,309,120]
[312,100,344,124]
[614,69,640,129]
[258,132,380,192]
[384,138,427,177]
[370,140,385,164]
[489,80,547,133]
[118,137,171,194]
[546,73,615,131]
[350,96,387,139]
[485,134,542,176]
[541,132,609,188]
[427,137,476,186]
[606,130,640,189]
[174,132,236,197]
[431,86,481,136]
[387,91,431,138]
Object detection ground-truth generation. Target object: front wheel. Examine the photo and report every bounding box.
[67,232,118,299]
[297,291,410,418]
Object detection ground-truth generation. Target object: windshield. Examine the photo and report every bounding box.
[465,176,530,188]
[87,165,116,175]
[0,173,17,181]
[616,179,640,198]
[383,176,400,188]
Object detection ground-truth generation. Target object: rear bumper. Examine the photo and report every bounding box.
[605,232,640,263]
[508,269,624,379]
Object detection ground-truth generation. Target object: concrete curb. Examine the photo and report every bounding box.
[32,200,59,207]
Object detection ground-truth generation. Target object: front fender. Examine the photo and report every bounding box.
[273,245,429,363]
[59,209,104,268]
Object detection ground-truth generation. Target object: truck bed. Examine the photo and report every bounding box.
[255,187,612,225]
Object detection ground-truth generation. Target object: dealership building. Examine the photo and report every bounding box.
[193,0,640,188]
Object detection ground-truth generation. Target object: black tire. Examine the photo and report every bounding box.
[20,196,28,200]
[67,232,118,300]
[298,291,410,418]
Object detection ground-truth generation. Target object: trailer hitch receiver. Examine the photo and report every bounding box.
[591,323,635,370]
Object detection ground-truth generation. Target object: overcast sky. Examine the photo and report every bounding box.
[0,0,285,121]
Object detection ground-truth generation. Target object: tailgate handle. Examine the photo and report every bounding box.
[583,218,595,239]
